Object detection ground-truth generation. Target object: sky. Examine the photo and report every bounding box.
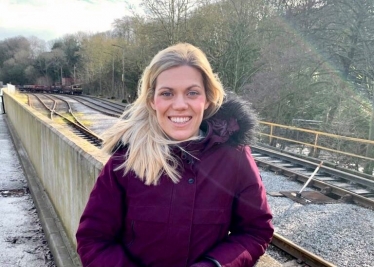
[0,0,141,42]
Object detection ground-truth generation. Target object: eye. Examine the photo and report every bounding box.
[188,91,200,96]
[160,91,172,97]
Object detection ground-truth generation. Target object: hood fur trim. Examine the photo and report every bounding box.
[204,93,258,146]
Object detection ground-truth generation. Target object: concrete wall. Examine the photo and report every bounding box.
[7,83,16,93]
[3,90,109,251]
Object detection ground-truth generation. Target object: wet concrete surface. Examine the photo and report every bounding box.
[0,114,55,267]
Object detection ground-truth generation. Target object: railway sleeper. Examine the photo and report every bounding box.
[0,188,28,197]
[338,194,354,204]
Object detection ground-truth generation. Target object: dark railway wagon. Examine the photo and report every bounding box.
[62,84,83,95]
[19,84,83,95]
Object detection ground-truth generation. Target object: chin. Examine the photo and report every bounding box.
[168,133,195,141]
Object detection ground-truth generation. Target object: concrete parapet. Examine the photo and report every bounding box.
[3,90,109,266]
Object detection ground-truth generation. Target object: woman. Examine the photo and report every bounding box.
[76,43,273,267]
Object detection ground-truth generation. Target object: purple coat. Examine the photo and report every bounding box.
[76,97,274,267]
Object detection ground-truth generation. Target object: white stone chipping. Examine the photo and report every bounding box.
[260,169,374,267]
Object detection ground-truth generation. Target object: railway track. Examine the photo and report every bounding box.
[28,93,102,146]
[271,233,336,267]
[79,95,128,110]
[251,145,374,210]
[250,144,374,266]
[69,95,124,117]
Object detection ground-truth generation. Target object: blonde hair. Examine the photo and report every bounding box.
[101,43,225,185]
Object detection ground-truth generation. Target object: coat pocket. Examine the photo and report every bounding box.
[190,209,231,254]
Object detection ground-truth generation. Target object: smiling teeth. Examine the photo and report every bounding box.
[170,117,190,123]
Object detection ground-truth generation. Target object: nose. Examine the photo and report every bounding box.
[172,94,188,110]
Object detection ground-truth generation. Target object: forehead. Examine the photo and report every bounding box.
[155,65,204,89]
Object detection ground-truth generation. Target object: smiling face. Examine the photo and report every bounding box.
[150,65,210,141]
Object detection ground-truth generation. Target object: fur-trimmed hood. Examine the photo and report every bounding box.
[203,93,257,146]
[181,93,258,153]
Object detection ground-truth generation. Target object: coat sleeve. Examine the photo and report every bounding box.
[206,146,274,267]
[76,153,140,267]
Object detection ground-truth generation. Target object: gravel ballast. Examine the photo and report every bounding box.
[260,169,374,267]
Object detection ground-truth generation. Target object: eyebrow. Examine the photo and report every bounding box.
[156,84,203,91]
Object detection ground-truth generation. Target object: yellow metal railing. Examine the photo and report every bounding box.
[258,121,374,162]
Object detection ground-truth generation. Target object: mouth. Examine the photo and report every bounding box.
[169,116,192,124]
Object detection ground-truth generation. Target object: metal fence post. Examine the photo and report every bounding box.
[0,95,5,114]
[313,133,319,157]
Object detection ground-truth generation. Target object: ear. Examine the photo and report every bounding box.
[150,100,156,110]
[204,100,210,110]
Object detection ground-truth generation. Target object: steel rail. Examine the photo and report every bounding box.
[31,94,102,146]
[67,95,122,117]
[49,94,93,131]
[31,93,55,119]
[252,145,374,187]
[77,94,128,109]
[252,149,374,209]
[256,143,374,182]
[56,112,102,146]
[272,233,336,267]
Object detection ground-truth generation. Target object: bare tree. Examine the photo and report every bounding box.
[141,0,200,45]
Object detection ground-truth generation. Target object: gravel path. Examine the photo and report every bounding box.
[260,168,374,267]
